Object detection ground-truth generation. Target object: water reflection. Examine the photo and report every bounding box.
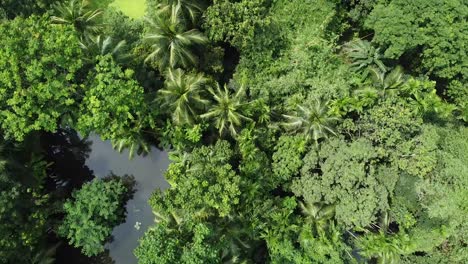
[85,134,170,264]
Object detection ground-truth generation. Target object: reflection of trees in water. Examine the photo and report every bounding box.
[41,128,95,198]
[41,128,115,264]
[55,245,115,264]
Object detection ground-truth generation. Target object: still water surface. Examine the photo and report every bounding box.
[85,135,170,264]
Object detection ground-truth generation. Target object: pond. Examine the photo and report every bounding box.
[85,134,170,264]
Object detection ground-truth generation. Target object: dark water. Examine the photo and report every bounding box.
[85,134,170,264]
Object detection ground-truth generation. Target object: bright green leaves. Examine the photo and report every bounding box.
[272,135,306,184]
[58,176,132,256]
[203,0,271,49]
[0,15,83,141]
[200,83,253,137]
[143,9,208,70]
[165,141,241,217]
[135,222,219,264]
[77,55,155,158]
[366,0,468,103]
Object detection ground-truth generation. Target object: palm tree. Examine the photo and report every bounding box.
[144,13,208,70]
[158,68,209,125]
[112,133,151,160]
[51,0,103,39]
[79,35,130,64]
[344,39,387,76]
[369,65,405,96]
[200,84,253,137]
[31,243,60,264]
[299,201,335,236]
[155,0,205,24]
[283,98,339,144]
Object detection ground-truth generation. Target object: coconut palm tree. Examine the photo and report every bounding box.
[79,35,130,64]
[112,133,151,160]
[155,0,206,24]
[51,0,103,39]
[144,13,208,70]
[369,65,405,96]
[158,68,209,125]
[283,98,339,144]
[200,84,253,137]
[299,201,335,236]
[344,39,387,76]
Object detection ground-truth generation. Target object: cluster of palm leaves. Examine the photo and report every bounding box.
[282,98,339,144]
[144,0,208,70]
[155,0,206,25]
[344,39,387,76]
[159,75,254,138]
[158,68,209,125]
[51,0,103,39]
[201,84,253,137]
[79,35,130,64]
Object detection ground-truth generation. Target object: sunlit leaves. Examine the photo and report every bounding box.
[0,15,83,141]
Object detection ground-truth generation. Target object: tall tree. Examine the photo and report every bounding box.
[51,0,103,39]
[158,68,209,125]
[148,0,206,25]
[0,15,83,141]
[201,84,253,137]
[144,13,207,70]
[58,176,134,257]
[282,98,339,144]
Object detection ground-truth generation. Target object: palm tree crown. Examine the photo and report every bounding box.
[144,13,207,70]
[51,0,103,39]
[155,0,205,25]
[369,65,405,95]
[79,35,130,64]
[158,68,209,125]
[201,84,252,137]
[283,98,339,143]
[344,39,386,75]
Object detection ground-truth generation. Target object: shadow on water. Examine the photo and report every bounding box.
[42,130,170,264]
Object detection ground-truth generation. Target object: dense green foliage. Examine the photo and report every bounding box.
[0,0,466,263]
[0,15,83,140]
[0,141,51,263]
[58,176,134,256]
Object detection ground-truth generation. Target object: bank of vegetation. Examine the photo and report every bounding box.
[0,0,467,263]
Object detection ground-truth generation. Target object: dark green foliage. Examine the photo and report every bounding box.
[293,138,397,228]
[366,0,468,100]
[0,162,50,263]
[272,135,306,184]
[1,0,466,262]
[0,0,60,18]
[58,176,135,256]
